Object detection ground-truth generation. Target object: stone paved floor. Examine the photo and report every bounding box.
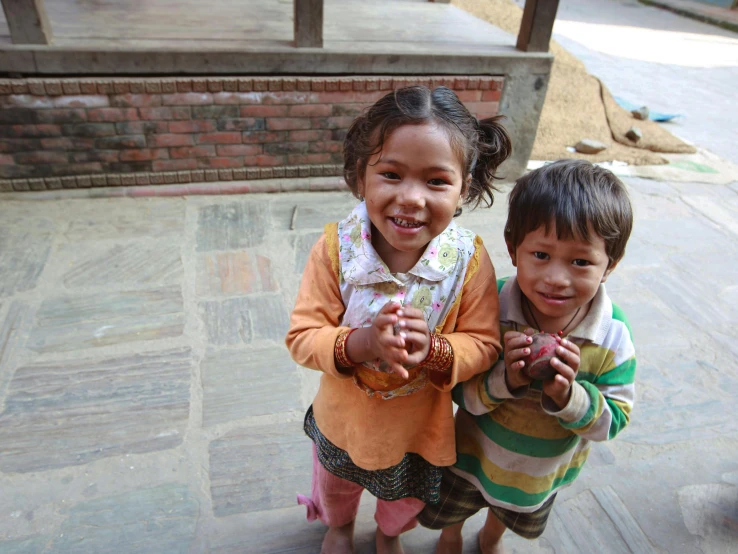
[1,1,738,553]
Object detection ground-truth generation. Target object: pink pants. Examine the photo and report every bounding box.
[297,445,426,537]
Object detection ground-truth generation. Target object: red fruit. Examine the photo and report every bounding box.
[522,333,559,380]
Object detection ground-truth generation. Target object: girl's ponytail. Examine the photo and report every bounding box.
[468,115,512,208]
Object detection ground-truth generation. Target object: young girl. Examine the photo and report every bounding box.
[285,85,512,554]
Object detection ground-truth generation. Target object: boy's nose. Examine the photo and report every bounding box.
[544,266,570,287]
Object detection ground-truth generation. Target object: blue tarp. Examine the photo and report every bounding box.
[614,97,681,122]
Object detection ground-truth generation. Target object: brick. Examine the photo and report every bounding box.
[162,92,213,106]
[379,78,393,90]
[96,80,114,94]
[41,137,94,150]
[253,79,268,92]
[11,82,29,94]
[217,118,264,132]
[70,150,120,163]
[467,77,480,90]
[160,79,177,94]
[3,124,62,138]
[139,107,191,120]
[296,79,312,92]
[205,169,219,181]
[218,169,234,180]
[12,179,30,190]
[207,80,224,93]
[176,79,193,92]
[288,153,332,165]
[331,104,364,117]
[3,94,54,109]
[88,108,139,122]
[170,145,216,159]
[482,90,502,102]
[322,116,355,130]
[464,101,500,119]
[339,78,353,92]
[35,109,87,124]
[153,159,198,172]
[213,92,259,105]
[76,175,92,188]
[311,79,325,92]
[163,171,179,184]
[308,141,342,153]
[240,105,287,117]
[27,178,44,190]
[246,167,260,179]
[264,142,308,155]
[271,167,285,179]
[116,121,168,135]
[120,148,168,162]
[192,79,208,93]
[453,77,469,90]
[198,157,244,169]
[135,173,151,185]
[267,79,282,92]
[148,134,194,147]
[112,81,130,94]
[107,174,121,186]
[27,79,46,95]
[95,135,146,149]
[0,108,38,124]
[61,81,81,95]
[60,176,77,188]
[109,161,152,174]
[177,170,191,183]
[0,153,13,164]
[129,81,146,94]
[91,175,107,187]
[52,95,109,109]
[223,79,238,92]
[216,144,262,157]
[45,177,62,189]
[285,166,299,178]
[242,130,285,144]
[352,79,365,92]
[0,138,41,153]
[54,162,103,176]
[191,105,239,119]
[197,132,241,145]
[169,120,216,133]
[259,168,274,179]
[120,174,136,186]
[43,80,63,95]
[455,90,482,102]
[282,79,296,92]
[255,154,285,167]
[232,168,247,180]
[0,80,12,94]
[145,81,162,94]
[289,129,330,142]
[365,79,379,92]
[267,118,311,131]
[191,169,205,182]
[237,79,253,92]
[150,173,165,184]
[289,104,332,117]
[111,93,162,108]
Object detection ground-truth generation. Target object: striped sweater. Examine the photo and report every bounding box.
[451,277,636,512]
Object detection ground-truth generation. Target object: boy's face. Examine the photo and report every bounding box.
[508,224,615,332]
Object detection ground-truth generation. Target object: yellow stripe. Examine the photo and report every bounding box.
[457,433,590,494]
[436,235,482,333]
[490,399,574,440]
[324,222,340,279]
[579,346,615,376]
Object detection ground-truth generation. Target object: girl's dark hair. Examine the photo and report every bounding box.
[343,85,512,212]
[504,159,634,268]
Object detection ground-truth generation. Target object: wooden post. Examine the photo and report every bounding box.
[1,0,52,44]
[294,0,323,48]
[516,0,559,53]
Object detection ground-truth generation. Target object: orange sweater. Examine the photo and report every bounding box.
[285,233,501,470]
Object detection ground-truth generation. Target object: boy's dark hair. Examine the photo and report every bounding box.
[343,85,512,211]
[505,159,633,267]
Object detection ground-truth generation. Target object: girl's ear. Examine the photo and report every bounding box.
[357,172,366,199]
[506,240,517,266]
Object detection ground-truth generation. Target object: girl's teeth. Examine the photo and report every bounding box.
[393,218,422,228]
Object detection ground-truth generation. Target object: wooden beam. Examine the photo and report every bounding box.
[294,0,323,48]
[516,0,559,53]
[1,0,52,44]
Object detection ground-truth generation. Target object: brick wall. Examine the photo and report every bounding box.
[0,76,503,193]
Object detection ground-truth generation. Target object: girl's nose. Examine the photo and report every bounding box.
[397,181,425,208]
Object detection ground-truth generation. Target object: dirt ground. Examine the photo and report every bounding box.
[454,0,696,165]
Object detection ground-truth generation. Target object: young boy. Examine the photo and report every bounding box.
[417,159,636,553]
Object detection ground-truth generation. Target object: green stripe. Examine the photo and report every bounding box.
[611,303,632,336]
[607,398,630,439]
[592,357,636,385]
[455,453,584,508]
[452,383,466,409]
[474,414,580,458]
[561,381,600,430]
[497,277,509,294]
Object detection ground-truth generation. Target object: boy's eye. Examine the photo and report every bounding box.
[533,252,548,260]
[573,259,591,267]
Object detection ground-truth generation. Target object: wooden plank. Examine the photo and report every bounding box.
[516,0,559,53]
[294,0,323,48]
[1,0,52,44]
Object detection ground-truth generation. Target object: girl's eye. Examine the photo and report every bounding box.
[533,252,548,260]
[428,178,448,187]
[573,259,591,267]
[380,172,400,180]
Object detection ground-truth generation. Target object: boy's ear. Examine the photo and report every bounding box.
[601,260,619,283]
[506,240,517,267]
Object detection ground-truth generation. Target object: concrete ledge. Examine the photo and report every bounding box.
[639,0,738,33]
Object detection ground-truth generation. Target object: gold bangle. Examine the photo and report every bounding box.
[417,333,453,374]
[335,329,356,369]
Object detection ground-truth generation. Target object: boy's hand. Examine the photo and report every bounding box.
[395,306,431,367]
[542,338,581,409]
[503,329,535,390]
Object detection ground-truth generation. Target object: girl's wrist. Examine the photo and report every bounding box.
[417,333,453,374]
[334,329,357,372]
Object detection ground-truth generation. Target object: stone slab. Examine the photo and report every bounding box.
[290,231,323,273]
[196,251,278,296]
[0,348,191,473]
[201,346,301,427]
[196,201,268,251]
[209,421,312,517]
[62,242,182,289]
[198,294,289,346]
[27,287,184,353]
[0,536,47,554]
[678,483,738,553]
[51,484,198,554]
[0,226,53,298]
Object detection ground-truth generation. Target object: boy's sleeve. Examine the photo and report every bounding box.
[542,310,636,441]
[452,359,529,415]
[284,234,353,380]
[432,242,502,392]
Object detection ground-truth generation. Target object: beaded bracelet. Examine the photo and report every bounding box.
[417,333,454,374]
[334,329,356,369]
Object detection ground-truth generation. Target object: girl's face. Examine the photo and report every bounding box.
[358,122,466,274]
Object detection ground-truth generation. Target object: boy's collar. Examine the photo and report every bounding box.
[499,277,612,345]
